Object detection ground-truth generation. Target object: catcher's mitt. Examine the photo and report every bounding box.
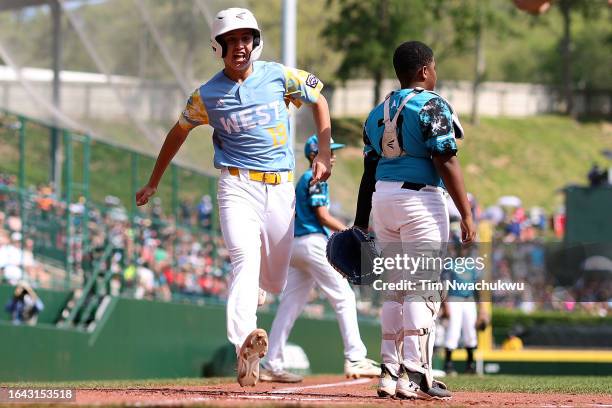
[475,315,489,332]
[326,227,379,285]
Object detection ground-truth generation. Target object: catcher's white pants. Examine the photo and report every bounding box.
[265,233,367,372]
[372,181,449,376]
[217,168,295,352]
[444,299,478,349]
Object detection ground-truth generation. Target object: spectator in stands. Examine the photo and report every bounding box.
[179,199,193,226]
[150,197,164,226]
[135,260,155,300]
[0,232,24,285]
[197,195,213,229]
[4,281,44,325]
[6,209,21,233]
[36,185,56,214]
[588,163,608,187]
[123,263,137,288]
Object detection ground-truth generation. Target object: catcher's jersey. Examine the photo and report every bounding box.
[179,61,323,172]
[294,169,330,238]
[363,88,459,186]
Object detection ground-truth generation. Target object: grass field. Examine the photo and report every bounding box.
[443,375,612,394]
[329,115,612,216]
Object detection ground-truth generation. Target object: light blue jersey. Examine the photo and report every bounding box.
[294,169,330,237]
[179,61,324,171]
[363,88,460,186]
[445,260,479,299]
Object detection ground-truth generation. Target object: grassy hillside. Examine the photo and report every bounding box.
[1,113,610,217]
[329,115,611,216]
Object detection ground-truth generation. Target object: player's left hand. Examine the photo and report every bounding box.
[460,215,477,243]
[311,152,331,184]
[476,305,490,331]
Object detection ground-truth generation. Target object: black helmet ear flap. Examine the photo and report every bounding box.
[252,29,261,47]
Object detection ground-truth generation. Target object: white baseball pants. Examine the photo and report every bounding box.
[265,233,367,372]
[372,181,449,376]
[217,168,296,351]
[444,299,478,349]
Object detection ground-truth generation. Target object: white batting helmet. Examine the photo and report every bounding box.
[210,8,263,63]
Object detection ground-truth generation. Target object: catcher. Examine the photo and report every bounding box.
[352,41,475,400]
[260,135,380,383]
[442,234,488,375]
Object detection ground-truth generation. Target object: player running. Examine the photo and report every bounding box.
[135,8,332,387]
[354,41,476,400]
[260,136,380,383]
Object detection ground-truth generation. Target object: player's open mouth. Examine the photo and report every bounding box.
[233,53,247,63]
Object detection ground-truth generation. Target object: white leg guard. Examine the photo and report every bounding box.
[402,327,433,388]
[381,301,402,376]
[402,297,440,389]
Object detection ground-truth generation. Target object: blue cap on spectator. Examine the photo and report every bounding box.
[304,134,345,159]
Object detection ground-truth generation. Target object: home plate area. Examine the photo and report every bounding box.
[74,376,612,407]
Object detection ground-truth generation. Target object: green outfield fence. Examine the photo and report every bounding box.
[0,109,221,288]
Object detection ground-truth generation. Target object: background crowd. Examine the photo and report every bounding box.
[1,171,610,318]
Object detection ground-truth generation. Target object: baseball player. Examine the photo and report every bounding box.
[259,136,380,383]
[135,8,332,387]
[354,41,476,400]
[442,235,487,375]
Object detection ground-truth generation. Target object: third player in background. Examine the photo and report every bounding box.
[260,135,380,383]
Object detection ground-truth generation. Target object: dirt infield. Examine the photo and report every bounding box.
[75,376,612,407]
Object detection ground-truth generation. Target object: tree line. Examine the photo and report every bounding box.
[0,0,609,119]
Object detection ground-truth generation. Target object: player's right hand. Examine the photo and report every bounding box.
[135,184,157,206]
[460,216,476,243]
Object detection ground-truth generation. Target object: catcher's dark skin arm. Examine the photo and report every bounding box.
[474,288,489,318]
[440,300,450,319]
[314,206,346,232]
[432,153,476,243]
[354,150,380,230]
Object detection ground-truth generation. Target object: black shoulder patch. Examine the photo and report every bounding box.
[419,97,452,141]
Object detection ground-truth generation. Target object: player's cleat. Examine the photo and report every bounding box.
[433,378,448,389]
[420,379,452,400]
[344,358,381,378]
[394,365,419,399]
[376,364,398,398]
[257,289,266,307]
[237,329,268,387]
[259,367,303,383]
[395,365,452,400]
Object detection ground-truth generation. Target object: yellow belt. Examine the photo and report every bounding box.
[228,167,293,185]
